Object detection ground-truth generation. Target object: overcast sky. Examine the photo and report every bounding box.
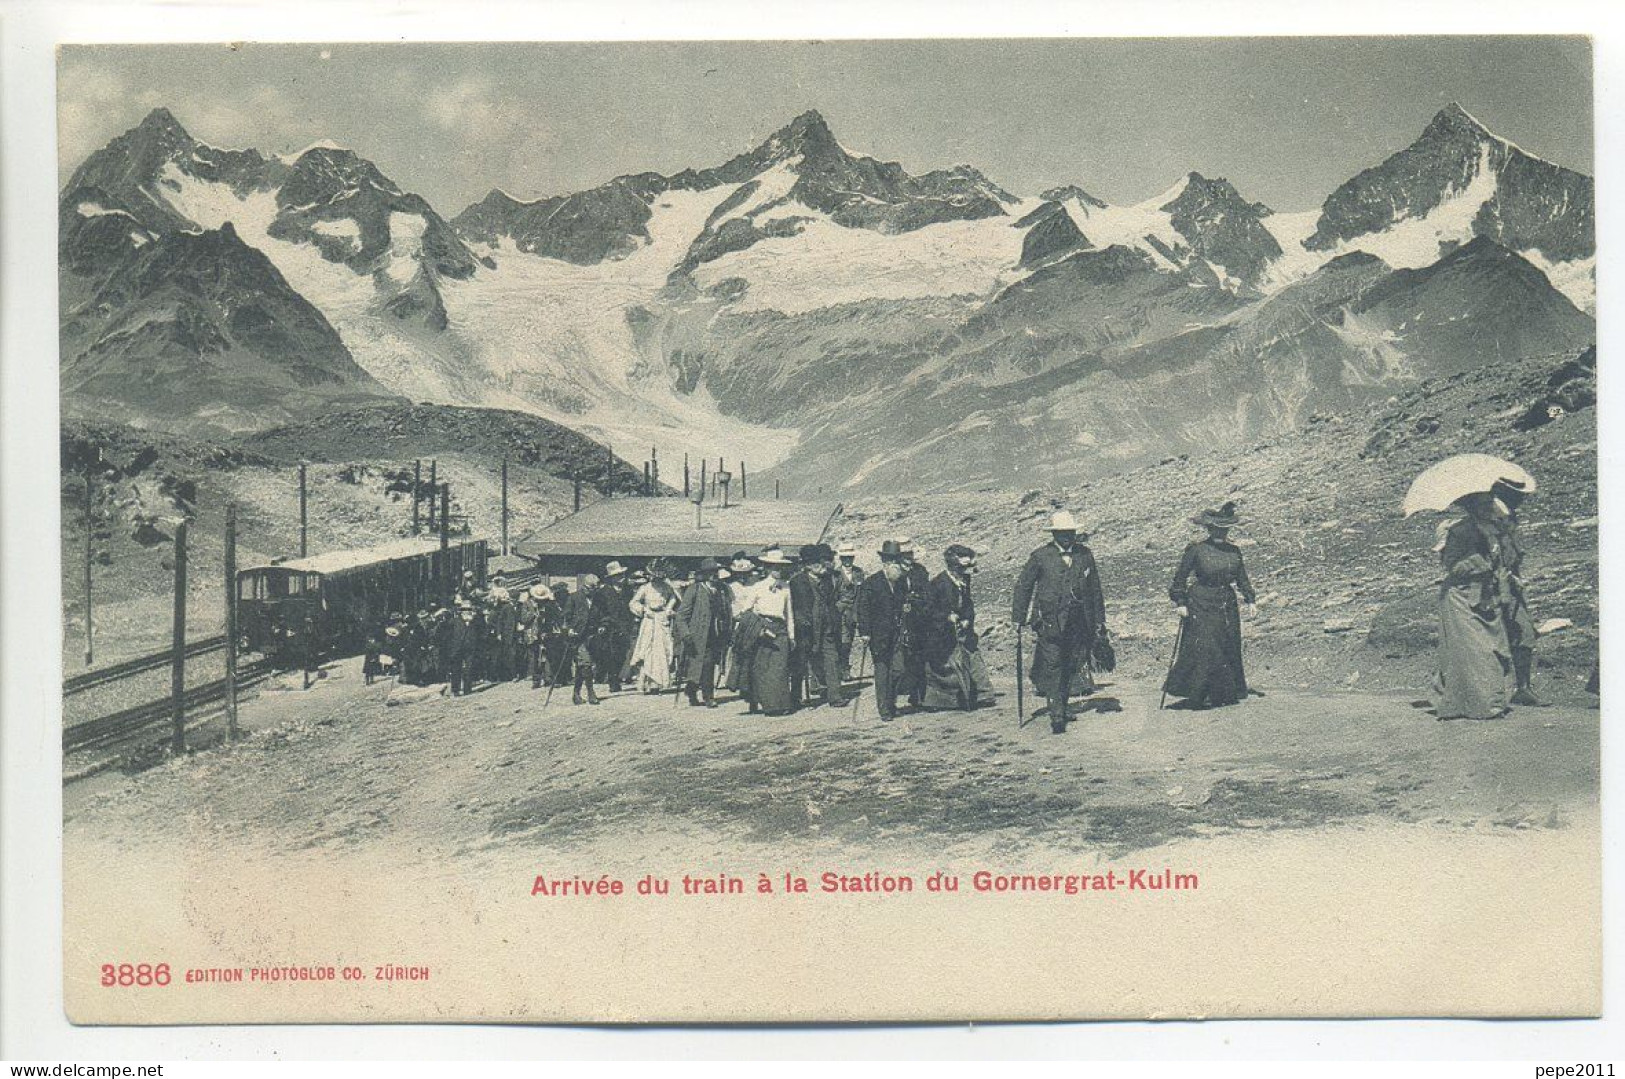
[59,37,1592,214]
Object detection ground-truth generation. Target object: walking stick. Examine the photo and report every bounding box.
[850,636,868,722]
[1015,624,1026,729]
[541,636,563,711]
[1159,617,1187,711]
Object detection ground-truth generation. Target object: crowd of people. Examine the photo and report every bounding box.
[360,538,997,719]
[358,473,1567,731]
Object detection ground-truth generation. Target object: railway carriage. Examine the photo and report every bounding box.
[237,538,488,664]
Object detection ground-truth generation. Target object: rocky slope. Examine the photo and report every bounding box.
[60,410,650,665]
[827,344,1598,704]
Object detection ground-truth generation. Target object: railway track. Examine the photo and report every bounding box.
[63,634,229,696]
[63,658,275,754]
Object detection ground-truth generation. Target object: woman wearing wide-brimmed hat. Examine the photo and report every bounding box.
[744,546,798,714]
[922,544,994,711]
[628,559,682,694]
[1164,502,1256,709]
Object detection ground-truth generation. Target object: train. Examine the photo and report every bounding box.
[236,537,489,665]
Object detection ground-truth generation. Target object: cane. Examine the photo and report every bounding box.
[541,646,560,711]
[1015,624,1026,729]
[849,636,869,722]
[1159,616,1187,711]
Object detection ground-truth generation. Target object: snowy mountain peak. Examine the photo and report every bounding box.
[136,106,190,141]
[1305,100,1593,284]
[1427,101,1495,141]
[1040,184,1108,210]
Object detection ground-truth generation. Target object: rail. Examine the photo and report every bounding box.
[63,634,229,696]
[63,657,274,754]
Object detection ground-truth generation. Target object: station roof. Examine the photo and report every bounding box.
[251,537,482,577]
[514,497,842,561]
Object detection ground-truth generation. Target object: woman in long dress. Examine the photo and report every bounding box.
[724,554,761,698]
[746,548,797,715]
[628,562,681,694]
[921,544,994,710]
[1164,502,1256,709]
[1432,493,1513,720]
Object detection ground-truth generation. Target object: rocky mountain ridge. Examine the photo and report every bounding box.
[60,103,1596,493]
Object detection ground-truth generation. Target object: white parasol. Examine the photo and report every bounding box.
[1401,454,1536,517]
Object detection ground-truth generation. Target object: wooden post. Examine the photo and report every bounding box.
[83,460,94,667]
[440,482,451,605]
[428,460,438,529]
[684,454,690,499]
[651,447,659,492]
[501,456,510,556]
[440,483,450,551]
[740,461,747,499]
[699,459,707,503]
[170,521,188,754]
[224,502,238,739]
[717,457,724,499]
[412,459,421,534]
[573,471,582,513]
[298,463,308,558]
[643,461,651,496]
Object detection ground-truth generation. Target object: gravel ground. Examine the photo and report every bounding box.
[66,654,1599,866]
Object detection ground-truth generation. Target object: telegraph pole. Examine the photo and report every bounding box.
[428,460,438,530]
[83,459,94,667]
[740,461,747,500]
[170,521,188,755]
[224,502,238,739]
[412,459,421,534]
[298,463,308,558]
[501,456,510,556]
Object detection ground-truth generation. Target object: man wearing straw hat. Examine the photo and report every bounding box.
[1012,511,1108,734]
[833,543,865,680]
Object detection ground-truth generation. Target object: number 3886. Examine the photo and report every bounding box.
[100,963,171,987]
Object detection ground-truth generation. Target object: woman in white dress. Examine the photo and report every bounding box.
[628,561,681,693]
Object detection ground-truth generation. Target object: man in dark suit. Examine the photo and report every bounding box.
[833,544,865,679]
[1011,511,1108,734]
[447,604,479,697]
[596,561,637,692]
[898,538,931,707]
[857,541,910,721]
[677,559,733,707]
[562,573,604,705]
[790,544,847,708]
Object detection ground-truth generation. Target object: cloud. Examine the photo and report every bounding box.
[425,74,549,149]
[58,56,301,176]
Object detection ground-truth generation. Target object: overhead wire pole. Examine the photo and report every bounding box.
[501,456,510,556]
[412,459,421,534]
[298,462,308,558]
[224,502,239,740]
[170,520,189,755]
[428,460,438,530]
[440,482,451,605]
[83,457,94,667]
